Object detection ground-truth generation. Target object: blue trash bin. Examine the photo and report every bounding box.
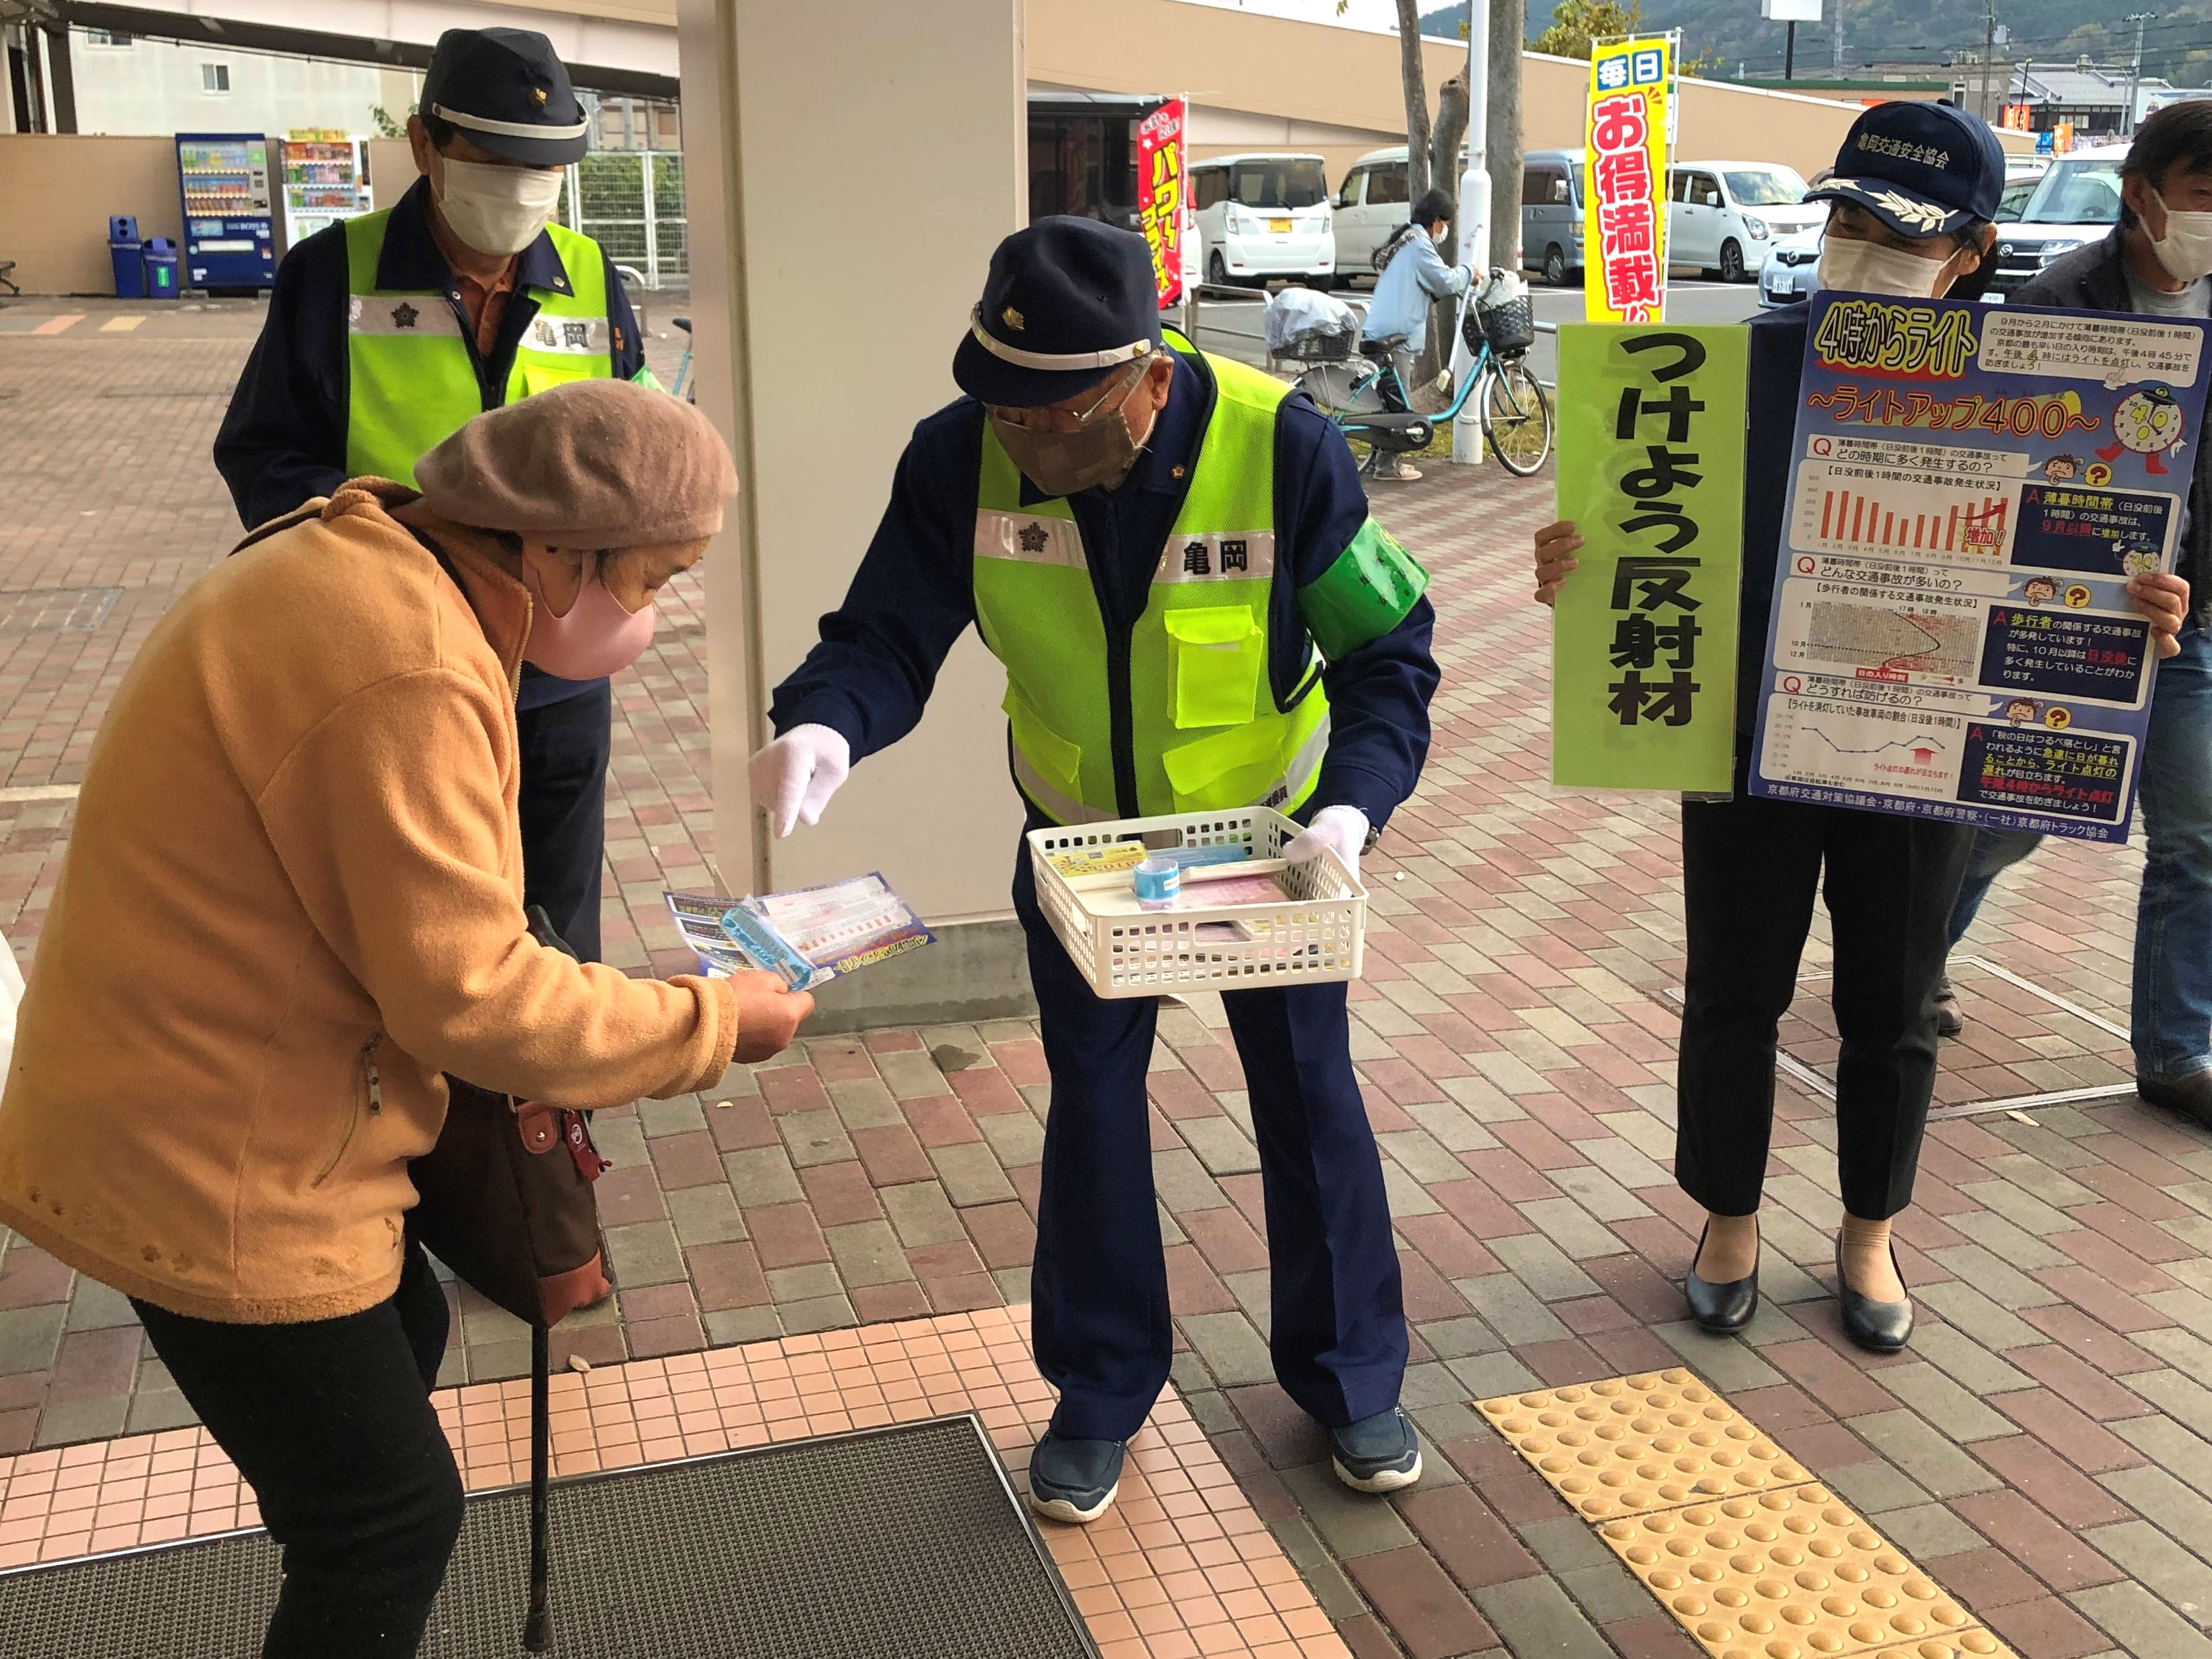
[141,238,181,301]
[109,215,145,300]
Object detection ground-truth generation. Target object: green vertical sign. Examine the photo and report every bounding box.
[1552,322,1749,792]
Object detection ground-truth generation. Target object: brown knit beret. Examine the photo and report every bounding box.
[414,379,738,547]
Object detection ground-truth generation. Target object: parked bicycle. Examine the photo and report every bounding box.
[1285,269,1553,478]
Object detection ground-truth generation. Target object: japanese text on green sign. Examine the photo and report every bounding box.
[1552,323,1749,791]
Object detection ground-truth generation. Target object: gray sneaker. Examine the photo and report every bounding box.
[1027,1429,1124,1524]
[1329,1406,1422,1493]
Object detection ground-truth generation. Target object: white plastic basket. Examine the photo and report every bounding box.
[1026,807,1367,999]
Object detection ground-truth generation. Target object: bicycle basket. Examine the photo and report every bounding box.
[1465,294,1536,358]
[1280,328,1352,363]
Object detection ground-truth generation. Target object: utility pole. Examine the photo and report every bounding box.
[1990,0,2008,124]
[1785,21,1796,78]
[2123,13,2155,136]
[1453,0,1493,465]
[1832,0,1844,73]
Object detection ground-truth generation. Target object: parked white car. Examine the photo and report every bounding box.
[1332,147,1424,281]
[1758,227,1822,309]
[1988,143,2127,297]
[1667,162,1821,283]
[1191,154,1334,287]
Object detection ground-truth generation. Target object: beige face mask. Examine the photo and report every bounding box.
[989,406,1144,496]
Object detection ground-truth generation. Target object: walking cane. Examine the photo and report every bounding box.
[523,1324,552,1652]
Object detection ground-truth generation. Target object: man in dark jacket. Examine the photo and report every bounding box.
[1934,102,2212,1128]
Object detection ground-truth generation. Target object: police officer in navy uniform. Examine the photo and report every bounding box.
[215,27,647,963]
[752,218,1440,1522]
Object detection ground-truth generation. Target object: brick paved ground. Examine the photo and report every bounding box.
[1,298,2211,1659]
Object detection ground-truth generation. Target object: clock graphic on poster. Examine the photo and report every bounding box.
[2101,383,2186,475]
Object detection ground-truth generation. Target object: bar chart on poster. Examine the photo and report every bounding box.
[1750,296,2212,843]
[1796,473,2012,556]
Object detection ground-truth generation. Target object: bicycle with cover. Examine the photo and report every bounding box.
[1285,269,1553,478]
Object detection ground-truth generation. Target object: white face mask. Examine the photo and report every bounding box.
[1815,235,1950,299]
[433,157,563,257]
[2149,190,2212,282]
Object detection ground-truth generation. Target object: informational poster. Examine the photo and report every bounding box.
[1552,323,1749,791]
[1749,294,2212,842]
[1582,36,1672,324]
[1137,99,1186,308]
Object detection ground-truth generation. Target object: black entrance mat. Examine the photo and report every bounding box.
[1,1414,1098,1659]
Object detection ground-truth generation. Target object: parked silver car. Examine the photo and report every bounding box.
[1758,227,1821,309]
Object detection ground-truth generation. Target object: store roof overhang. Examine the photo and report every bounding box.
[50,0,678,99]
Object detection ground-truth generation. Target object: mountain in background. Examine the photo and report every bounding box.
[1416,0,2212,88]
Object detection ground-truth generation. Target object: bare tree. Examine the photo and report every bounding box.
[1396,0,1432,204]
[1489,0,1527,273]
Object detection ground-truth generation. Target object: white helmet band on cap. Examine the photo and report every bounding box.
[431,101,590,141]
[968,306,1154,371]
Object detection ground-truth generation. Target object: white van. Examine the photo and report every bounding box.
[1666,162,1821,282]
[1191,154,1334,287]
[1332,147,1421,280]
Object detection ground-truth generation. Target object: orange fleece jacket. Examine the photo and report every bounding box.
[0,482,738,1324]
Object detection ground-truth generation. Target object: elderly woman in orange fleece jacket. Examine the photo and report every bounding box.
[0,381,811,1658]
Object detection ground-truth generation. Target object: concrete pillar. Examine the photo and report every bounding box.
[675,0,1034,1029]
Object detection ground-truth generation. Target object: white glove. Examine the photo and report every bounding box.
[747,724,851,838]
[1282,805,1369,881]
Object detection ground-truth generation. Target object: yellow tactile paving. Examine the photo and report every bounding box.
[1475,1370,1812,1519]
[1479,1375,2021,1659]
[1596,1486,1992,1659]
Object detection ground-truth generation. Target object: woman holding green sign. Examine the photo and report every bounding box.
[1533,102,2192,1353]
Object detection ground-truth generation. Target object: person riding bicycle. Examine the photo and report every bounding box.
[1357,188,1471,481]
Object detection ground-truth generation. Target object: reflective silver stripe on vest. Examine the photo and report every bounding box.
[1155,530,1275,584]
[1011,747,1116,826]
[975,509,1084,569]
[347,294,463,340]
[1262,708,1332,811]
[523,314,611,355]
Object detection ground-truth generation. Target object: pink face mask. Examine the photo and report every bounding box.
[519,551,658,680]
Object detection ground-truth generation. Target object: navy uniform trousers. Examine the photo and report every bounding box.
[515,683,614,962]
[1013,835,1408,1442]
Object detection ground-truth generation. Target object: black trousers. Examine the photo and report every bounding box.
[132,1244,463,1659]
[1675,791,1974,1221]
[516,681,613,963]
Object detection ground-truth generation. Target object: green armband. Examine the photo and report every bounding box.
[1298,517,1430,660]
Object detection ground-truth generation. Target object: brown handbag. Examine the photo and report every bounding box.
[406,906,614,1329]
[408,1076,611,1328]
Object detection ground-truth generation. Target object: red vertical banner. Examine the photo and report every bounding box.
[1137,99,1186,308]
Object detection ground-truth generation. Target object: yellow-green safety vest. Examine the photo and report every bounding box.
[342,209,614,484]
[972,347,1334,825]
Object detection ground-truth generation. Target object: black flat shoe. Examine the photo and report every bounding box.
[1836,1237,1914,1353]
[1685,1221,1760,1334]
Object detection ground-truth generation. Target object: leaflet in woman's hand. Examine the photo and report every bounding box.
[663,873,934,991]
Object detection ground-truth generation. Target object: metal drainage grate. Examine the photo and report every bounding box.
[0,588,120,633]
[0,1414,1098,1659]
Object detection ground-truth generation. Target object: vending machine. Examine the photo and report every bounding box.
[175,132,278,291]
[280,132,370,245]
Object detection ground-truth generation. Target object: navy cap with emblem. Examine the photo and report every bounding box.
[1806,101,2006,240]
[419,27,589,168]
[952,217,1165,409]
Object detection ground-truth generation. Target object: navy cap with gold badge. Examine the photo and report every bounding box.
[1806,101,2005,240]
[419,27,591,168]
[952,217,1165,409]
